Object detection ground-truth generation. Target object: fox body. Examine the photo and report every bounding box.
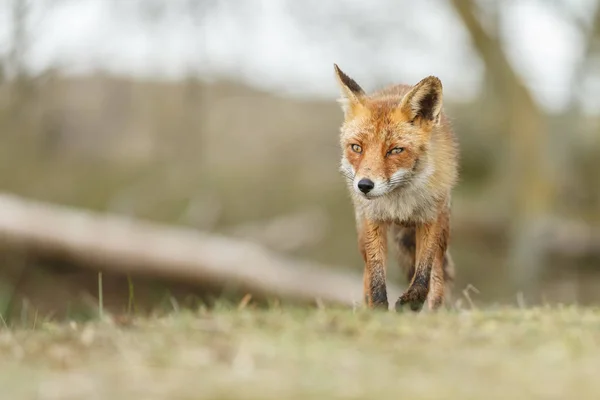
[334,64,459,312]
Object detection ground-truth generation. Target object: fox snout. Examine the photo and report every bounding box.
[357,178,375,194]
[341,156,411,198]
[352,168,410,198]
[353,175,387,198]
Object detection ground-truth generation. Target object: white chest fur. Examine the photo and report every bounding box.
[352,180,440,224]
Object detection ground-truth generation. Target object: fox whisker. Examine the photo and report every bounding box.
[388,177,409,186]
[339,169,355,181]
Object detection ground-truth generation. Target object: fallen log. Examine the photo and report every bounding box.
[227,207,330,252]
[0,193,403,308]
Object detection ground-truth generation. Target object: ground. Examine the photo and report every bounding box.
[2,304,600,399]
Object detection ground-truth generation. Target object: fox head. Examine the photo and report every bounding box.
[334,63,444,199]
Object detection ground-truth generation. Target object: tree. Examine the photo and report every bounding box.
[450,0,555,295]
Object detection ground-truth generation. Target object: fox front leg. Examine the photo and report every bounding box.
[358,219,389,310]
[395,209,449,312]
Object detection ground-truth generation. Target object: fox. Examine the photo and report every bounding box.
[333,63,459,312]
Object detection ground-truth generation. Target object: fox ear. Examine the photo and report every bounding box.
[399,76,443,126]
[333,63,365,116]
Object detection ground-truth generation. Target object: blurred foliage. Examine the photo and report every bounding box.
[0,0,599,320]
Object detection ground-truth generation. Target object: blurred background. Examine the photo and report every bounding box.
[0,0,599,320]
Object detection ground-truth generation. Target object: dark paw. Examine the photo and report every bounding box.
[372,299,389,311]
[365,293,389,311]
[366,285,389,311]
[395,287,427,313]
[395,297,424,312]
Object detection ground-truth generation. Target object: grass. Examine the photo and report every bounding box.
[1,304,600,399]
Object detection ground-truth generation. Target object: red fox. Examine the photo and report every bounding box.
[333,64,459,312]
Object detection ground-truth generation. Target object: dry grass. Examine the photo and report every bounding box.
[2,304,600,399]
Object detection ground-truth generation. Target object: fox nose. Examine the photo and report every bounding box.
[357,178,375,194]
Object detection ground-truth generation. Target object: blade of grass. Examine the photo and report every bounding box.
[98,271,104,319]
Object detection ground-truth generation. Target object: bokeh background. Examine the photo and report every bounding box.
[1,0,599,320]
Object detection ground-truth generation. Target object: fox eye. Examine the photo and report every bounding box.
[388,147,404,155]
[351,144,362,153]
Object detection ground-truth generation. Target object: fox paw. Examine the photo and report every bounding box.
[395,297,424,312]
[365,294,389,311]
[395,287,427,313]
[372,300,389,311]
[365,285,389,311]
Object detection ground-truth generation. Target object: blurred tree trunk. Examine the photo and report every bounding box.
[451,0,556,296]
[561,4,600,224]
[570,2,600,110]
[8,0,28,80]
[2,0,36,156]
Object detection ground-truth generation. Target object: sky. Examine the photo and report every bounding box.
[0,0,598,113]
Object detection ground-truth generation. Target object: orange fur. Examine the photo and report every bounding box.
[334,63,459,312]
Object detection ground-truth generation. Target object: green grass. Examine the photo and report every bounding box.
[1,305,600,399]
